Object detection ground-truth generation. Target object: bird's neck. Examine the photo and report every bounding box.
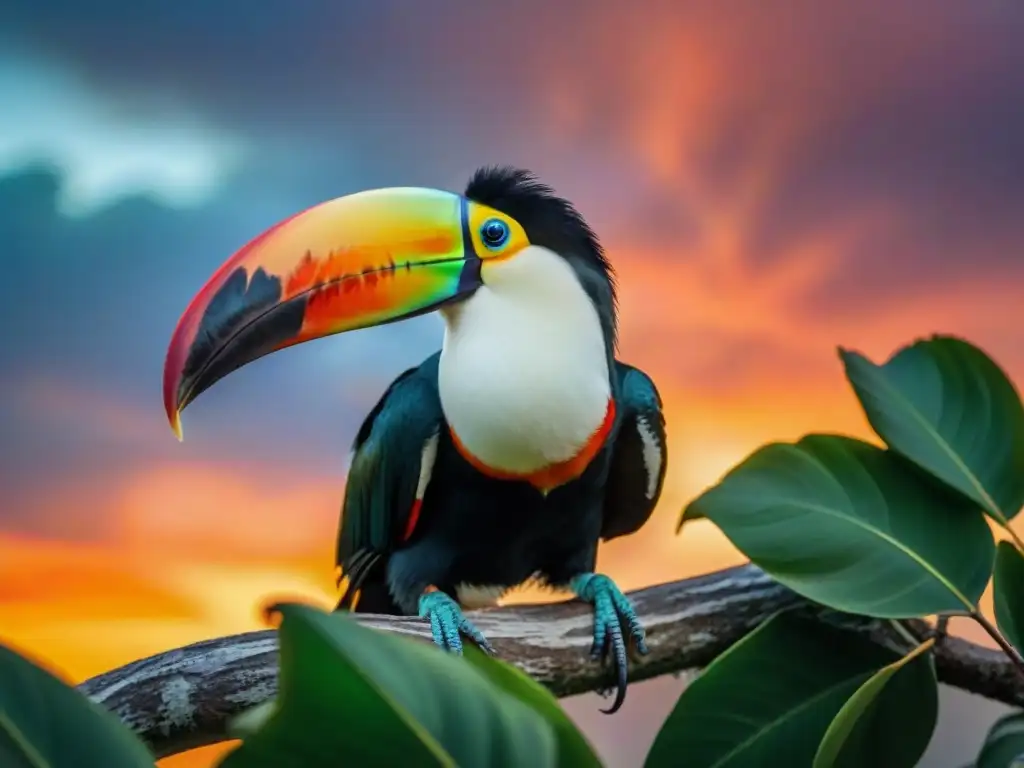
[438,247,612,489]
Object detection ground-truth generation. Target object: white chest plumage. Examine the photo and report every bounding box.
[438,246,611,475]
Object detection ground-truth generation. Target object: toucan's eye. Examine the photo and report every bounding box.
[480,218,510,249]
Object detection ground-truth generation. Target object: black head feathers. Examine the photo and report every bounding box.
[464,166,617,345]
[464,167,611,280]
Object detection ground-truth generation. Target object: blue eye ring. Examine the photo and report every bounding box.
[479,218,510,250]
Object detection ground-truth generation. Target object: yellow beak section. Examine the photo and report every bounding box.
[163,187,479,439]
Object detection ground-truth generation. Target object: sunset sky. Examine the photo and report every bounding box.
[2,2,1023,766]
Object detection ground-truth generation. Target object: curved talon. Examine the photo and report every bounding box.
[570,573,648,715]
[418,590,494,655]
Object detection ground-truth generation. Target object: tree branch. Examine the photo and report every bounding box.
[76,565,1024,759]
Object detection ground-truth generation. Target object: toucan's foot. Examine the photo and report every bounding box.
[570,572,648,714]
[417,590,494,655]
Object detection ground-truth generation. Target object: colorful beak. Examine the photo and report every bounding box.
[163,187,491,439]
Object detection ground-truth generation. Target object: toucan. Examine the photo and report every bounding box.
[163,167,668,713]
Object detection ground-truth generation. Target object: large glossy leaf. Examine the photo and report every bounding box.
[218,603,557,768]
[0,642,155,767]
[644,612,906,768]
[461,646,602,768]
[975,712,1024,768]
[840,336,1024,525]
[994,541,1024,654]
[680,434,994,617]
[813,639,937,768]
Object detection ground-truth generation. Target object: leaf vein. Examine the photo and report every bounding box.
[710,675,867,768]
[774,497,975,612]
[868,364,1005,523]
[0,709,50,768]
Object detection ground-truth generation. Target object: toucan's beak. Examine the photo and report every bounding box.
[163,186,525,439]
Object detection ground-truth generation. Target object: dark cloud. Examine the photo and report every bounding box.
[746,21,1024,307]
[0,0,582,181]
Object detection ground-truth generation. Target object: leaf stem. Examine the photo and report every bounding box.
[888,620,921,649]
[971,609,1024,678]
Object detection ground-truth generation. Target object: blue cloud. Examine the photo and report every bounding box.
[0,51,248,215]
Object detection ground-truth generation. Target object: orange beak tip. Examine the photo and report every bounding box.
[170,411,184,442]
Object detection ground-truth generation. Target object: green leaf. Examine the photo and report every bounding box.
[0,641,155,768]
[812,639,938,768]
[840,336,1024,525]
[228,700,276,739]
[994,541,1024,654]
[217,603,558,768]
[680,434,994,617]
[644,612,909,768]
[461,646,602,768]
[976,712,1024,768]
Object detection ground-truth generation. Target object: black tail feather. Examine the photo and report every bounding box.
[334,551,402,615]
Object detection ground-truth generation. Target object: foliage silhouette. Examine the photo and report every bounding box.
[0,333,1022,767]
[0,643,154,767]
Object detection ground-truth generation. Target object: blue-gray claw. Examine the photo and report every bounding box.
[418,590,495,655]
[571,572,648,714]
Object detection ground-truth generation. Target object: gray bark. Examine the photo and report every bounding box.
[76,564,1023,759]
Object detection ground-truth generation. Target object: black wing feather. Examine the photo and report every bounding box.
[335,353,444,607]
[601,362,667,540]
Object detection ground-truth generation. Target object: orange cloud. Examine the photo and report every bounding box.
[610,227,1024,413]
[0,538,333,665]
[0,532,290,768]
[0,456,346,686]
[0,535,194,620]
[113,461,342,559]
